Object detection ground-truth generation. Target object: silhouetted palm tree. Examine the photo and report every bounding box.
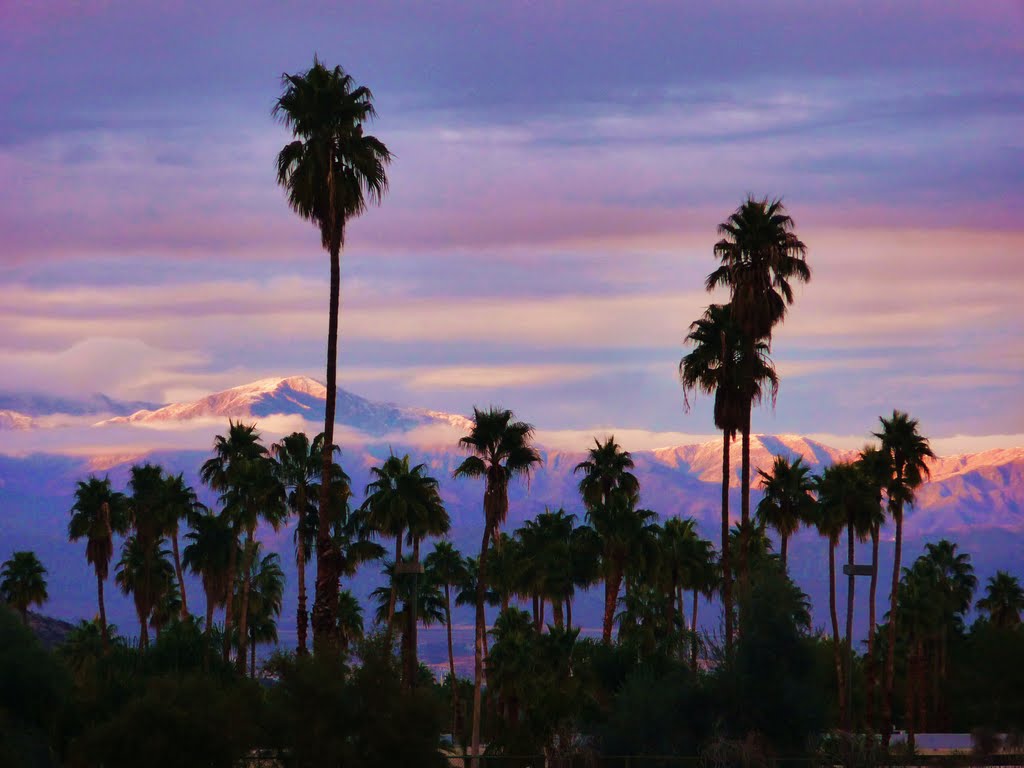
[69,476,130,648]
[977,571,1024,629]
[272,431,326,655]
[586,491,658,643]
[183,512,236,641]
[574,436,639,507]
[874,410,934,741]
[705,198,809,588]
[813,465,852,725]
[1,551,48,624]
[517,508,576,629]
[237,543,284,677]
[115,535,174,648]
[756,455,815,568]
[425,539,467,735]
[336,588,364,651]
[274,59,391,655]
[680,302,776,653]
[453,406,541,766]
[160,472,205,620]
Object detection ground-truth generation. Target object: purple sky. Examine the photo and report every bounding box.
[2,1,1023,450]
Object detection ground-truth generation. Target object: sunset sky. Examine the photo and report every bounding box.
[2,1,1023,451]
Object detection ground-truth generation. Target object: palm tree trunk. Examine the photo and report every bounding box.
[829,539,845,726]
[137,600,149,649]
[222,531,237,663]
[666,577,677,639]
[407,537,421,687]
[845,521,856,732]
[532,593,540,629]
[883,507,903,745]
[691,588,700,670]
[204,585,215,639]
[171,527,188,620]
[97,569,109,650]
[740,409,752,590]
[387,534,403,635]
[721,430,734,657]
[296,536,308,656]
[906,639,916,752]
[235,530,256,675]
[539,597,545,629]
[602,564,623,643]
[867,526,879,731]
[445,584,457,739]
[250,627,256,678]
[565,597,572,630]
[780,533,789,570]
[470,523,491,768]
[312,232,343,657]
[552,599,564,629]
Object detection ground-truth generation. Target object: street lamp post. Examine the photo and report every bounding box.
[842,562,873,734]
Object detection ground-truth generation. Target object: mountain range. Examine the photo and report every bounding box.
[2,375,1022,653]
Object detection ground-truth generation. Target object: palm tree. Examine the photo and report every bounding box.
[425,539,468,735]
[238,544,285,677]
[183,512,236,641]
[812,465,851,725]
[687,538,719,670]
[272,431,326,655]
[978,571,1024,630]
[160,472,205,620]
[68,476,130,648]
[586,490,659,643]
[574,436,639,507]
[221,453,286,674]
[200,421,276,664]
[336,589,364,651]
[874,410,935,741]
[922,539,976,728]
[274,59,391,655]
[756,455,815,568]
[705,198,809,586]
[371,558,446,680]
[1,551,48,624]
[857,443,890,729]
[453,406,541,766]
[362,454,449,639]
[517,508,577,629]
[680,302,776,652]
[115,535,174,648]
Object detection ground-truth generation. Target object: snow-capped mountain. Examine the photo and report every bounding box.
[0,392,158,419]
[100,375,473,436]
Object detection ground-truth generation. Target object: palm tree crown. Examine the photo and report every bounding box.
[1,551,48,624]
[977,571,1024,630]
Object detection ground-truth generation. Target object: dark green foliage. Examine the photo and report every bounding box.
[718,560,827,754]
[266,633,446,768]
[949,621,1024,730]
[0,606,70,768]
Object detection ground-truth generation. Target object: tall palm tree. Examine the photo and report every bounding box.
[453,406,541,766]
[183,512,236,641]
[160,472,205,620]
[874,410,935,741]
[755,455,815,568]
[115,535,174,648]
[586,490,659,643]
[574,436,639,508]
[657,517,698,649]
[812,465,852,725]
[200,421,274,664]
[274,59,391,655]
[425,539,468,734]
[0,551,48,624]
[978,571,1024,630]
[680,302,776,653]
[221,453,286,674]
[687,538,719,671]
[272,431,326,655]
[69,477,130,648]
[857,443,890,730]
[705,198,809,585]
